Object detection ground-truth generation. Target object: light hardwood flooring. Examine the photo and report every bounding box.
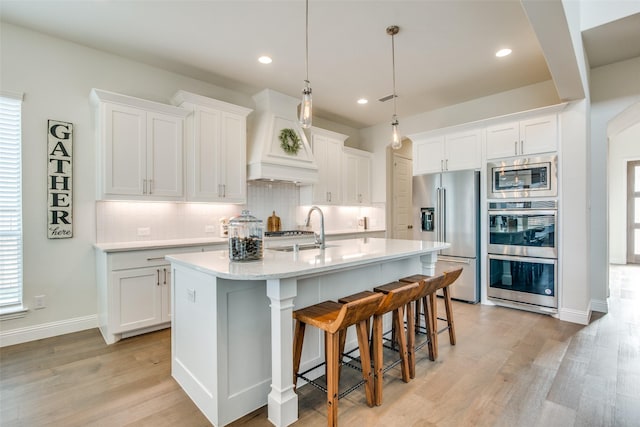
[1,265,639,426]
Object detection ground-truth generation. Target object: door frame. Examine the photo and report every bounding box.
[627,160,640,264]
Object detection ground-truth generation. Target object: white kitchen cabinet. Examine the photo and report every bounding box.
[172,91,252,203]
[413,129,482,175]
[302,127,347,204]
[486,114,557,159]
[343,147,372,205]
[111,265,170,333]
[95,243,224,344]
[91,88,190,200]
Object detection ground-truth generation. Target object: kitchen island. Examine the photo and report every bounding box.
[166,237,449,427]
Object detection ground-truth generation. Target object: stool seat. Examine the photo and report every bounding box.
[340,281,420,406]
[293,292,383,426]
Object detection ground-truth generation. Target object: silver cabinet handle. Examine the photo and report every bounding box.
[514,141,518,155]
[146,256,165,261]
[163,268,167,285]
[156,269,160,286]
[149,179,153,194]
[520,140,524,154]
[143,179,147,194]
[441,159,444,171]
[445,159,448,170]
[222,184,226,197]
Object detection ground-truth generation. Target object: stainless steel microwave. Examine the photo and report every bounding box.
[487,155,557,199]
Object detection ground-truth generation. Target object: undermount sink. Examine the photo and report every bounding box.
[268,243,336,252]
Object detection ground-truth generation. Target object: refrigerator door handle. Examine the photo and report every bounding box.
[438,256,471,265]
[436,187,442,241]
[441,187,446,243]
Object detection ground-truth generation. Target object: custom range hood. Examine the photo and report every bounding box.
[247,89,318,184]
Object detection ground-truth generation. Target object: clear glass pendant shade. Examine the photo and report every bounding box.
[391,116,401,150]
[299,81,312,129]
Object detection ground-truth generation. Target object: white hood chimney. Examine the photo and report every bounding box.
[247,89,318,183]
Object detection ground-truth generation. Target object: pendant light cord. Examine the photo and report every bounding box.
[391,30,397,116]
[305,0,309,83]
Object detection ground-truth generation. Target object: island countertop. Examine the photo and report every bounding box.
[166,237,450,280]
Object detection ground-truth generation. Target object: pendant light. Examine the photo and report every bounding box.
[387,25,401,150]
[299,0,312,128]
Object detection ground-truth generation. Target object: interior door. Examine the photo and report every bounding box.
[393,154,412,239]
[628,160,640,264]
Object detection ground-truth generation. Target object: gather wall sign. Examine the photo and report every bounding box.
[47,119,73,239]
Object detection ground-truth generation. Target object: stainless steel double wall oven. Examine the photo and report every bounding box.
[486,155,558,310]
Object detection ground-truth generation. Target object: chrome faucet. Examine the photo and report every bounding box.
[305,206,325,249]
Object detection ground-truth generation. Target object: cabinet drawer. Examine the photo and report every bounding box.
[109,244,224,270]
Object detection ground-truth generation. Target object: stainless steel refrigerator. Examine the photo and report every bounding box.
[413,170,480,303]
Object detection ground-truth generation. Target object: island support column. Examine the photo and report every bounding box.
[266,277,298,427]
[420,252,438,276]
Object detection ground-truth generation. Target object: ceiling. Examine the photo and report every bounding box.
[0,1,637,129]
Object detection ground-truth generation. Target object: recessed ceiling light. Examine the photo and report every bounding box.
[495,48,512,58]
[357,98,368,105]
[258,56,272,64]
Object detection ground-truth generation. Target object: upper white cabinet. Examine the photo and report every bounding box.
[486,114,557,159]
[343,147,372,205]
[172,91,252,203]
[413,128,482,175]
[302,127,347,205]
[91,89,190,200]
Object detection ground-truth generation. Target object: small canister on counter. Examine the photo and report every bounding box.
[228,210,264,262]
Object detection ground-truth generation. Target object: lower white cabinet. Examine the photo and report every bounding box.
[96,243,223,344]
[111,266,170,333]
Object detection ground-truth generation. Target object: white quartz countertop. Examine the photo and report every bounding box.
[93,229,386,252]
[94,237,228,252]
[166,237,449,280]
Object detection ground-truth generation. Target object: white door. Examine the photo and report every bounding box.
[393,154,413,239]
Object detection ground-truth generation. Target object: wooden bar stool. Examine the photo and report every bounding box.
[339,281,420,406]
[396,274,445,370]
[292,292,383,427]
[400,268,462,360]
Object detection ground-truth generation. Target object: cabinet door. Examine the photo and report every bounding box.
[486,122,519,159]
[161,266,171,322]
[356,154,371,204]
[445,130,482,171]
[312,135,342,204]
[219,112,247,202]
[147,112,184,198]
[343,152,359,204]
[111,267,163,333]
[103,103,146,196]
[520,115,557,156]
[191,107,222,200]
[413,136,444,175]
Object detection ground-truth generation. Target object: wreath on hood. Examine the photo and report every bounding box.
[279,128,301,155]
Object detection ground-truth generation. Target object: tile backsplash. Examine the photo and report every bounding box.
[96,181,385,243]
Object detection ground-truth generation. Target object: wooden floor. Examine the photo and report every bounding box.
[1,265,639,427]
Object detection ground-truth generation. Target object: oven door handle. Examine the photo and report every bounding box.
[488,210,557,216]
[488,253,557,264]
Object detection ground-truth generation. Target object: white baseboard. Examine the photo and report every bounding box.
[590,298,609,313]
[558,305,591,325]
[0,315,98,347]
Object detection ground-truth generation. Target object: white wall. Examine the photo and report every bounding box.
[608,121,640,263]
[0,22,255,337]
[589,57,640,302]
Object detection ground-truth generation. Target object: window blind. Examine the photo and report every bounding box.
[0,94,23,309]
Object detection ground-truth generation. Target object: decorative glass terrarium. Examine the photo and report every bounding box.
[228,210,264,262]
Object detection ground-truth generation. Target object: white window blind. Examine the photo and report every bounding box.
[0,94,23,310]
